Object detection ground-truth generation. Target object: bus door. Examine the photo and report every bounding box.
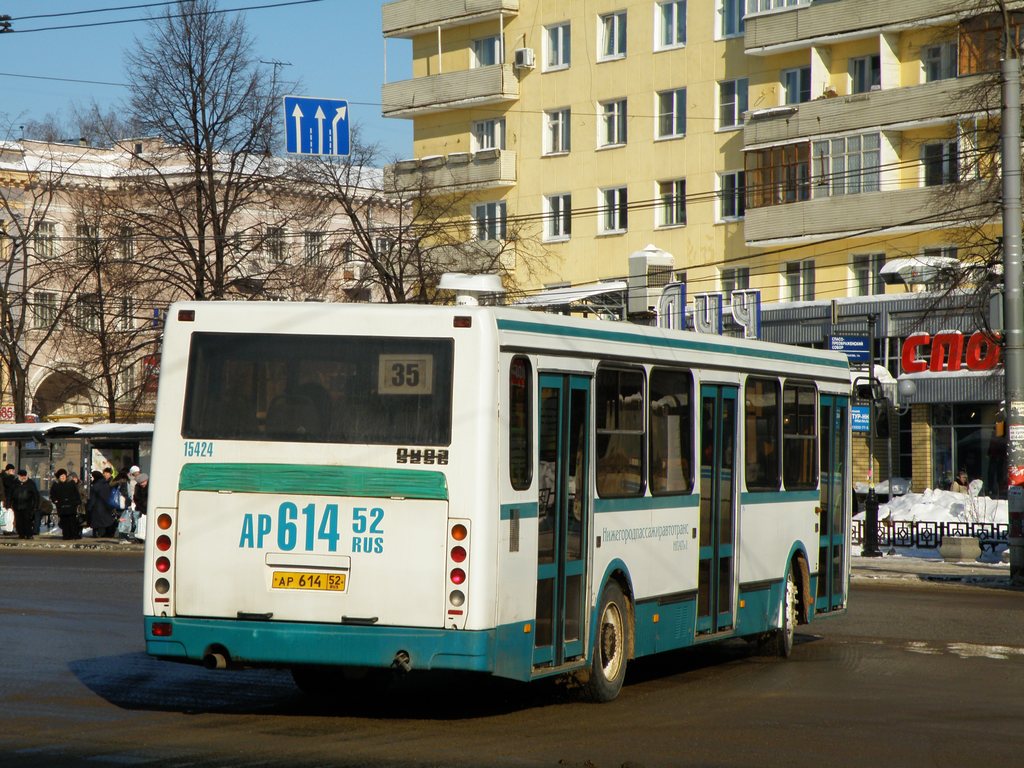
[534,373,590,669]
[698,385,738,634]
[817,394,850,611]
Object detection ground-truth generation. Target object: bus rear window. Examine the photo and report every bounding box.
[182,333,454,445]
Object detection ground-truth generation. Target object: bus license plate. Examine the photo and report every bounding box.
[271,571,347,592]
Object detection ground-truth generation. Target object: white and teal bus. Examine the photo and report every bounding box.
[143,301,851,701]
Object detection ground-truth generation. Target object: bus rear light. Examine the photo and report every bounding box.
[451,524,468,541]
[453,316,472,328]
[450,545,467,563]
[155,578,170,594]
[156,557,171,573]
[156,535,172,552]
[449,590,465,607]
[157,513,173,530]
[151,621,173,637]
[177,309,195,322]
[447,609,464,615]
[450,568,466,585]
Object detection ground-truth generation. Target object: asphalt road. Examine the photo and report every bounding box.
[1,548,1023,768]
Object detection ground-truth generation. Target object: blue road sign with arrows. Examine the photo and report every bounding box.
[284,95,350,157]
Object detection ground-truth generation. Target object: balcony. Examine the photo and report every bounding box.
[382,64,518,118]
[383,0,519,39]
[389,149,516,191]
[744,182,995,245]
[743,75,990,148]
[745,0,967,54]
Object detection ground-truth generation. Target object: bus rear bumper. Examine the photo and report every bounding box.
[144,616,530,677]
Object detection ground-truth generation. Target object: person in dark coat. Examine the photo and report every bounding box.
[88,468,118,538]
[132,473,149,516]
[10,469,41,540]
[50,469,82,540]
[1,463,16,512]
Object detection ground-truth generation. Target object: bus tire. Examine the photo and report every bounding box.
[583,581,630,702]
[766,568,797,658]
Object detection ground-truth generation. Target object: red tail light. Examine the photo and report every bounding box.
[450,545,467,563]
[450,568,466,585]
[151,621,173,637]
[156,556,170,573]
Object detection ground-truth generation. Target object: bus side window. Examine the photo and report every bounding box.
[509,356,533,490]
[783,381,818,490]
[596,366,645,498]
[745,377,780,491]
[649,368,693,495]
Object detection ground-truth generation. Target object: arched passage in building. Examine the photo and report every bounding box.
[32,370,96,421]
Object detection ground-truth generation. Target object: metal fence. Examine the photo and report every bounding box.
[851,520,1010,552]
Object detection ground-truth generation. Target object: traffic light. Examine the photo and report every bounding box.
[873,398,890,439]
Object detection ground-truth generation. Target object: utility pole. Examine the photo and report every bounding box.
[1002,53,1024,586]
[861,313,881,557]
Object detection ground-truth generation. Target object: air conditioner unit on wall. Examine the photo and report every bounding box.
[514,48,535,69]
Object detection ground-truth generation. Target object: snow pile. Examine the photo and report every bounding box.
[858,485,1008,526]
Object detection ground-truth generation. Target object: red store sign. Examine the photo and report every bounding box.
[900,331,1002,374]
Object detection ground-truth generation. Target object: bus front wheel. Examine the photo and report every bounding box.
[582,581,630,702]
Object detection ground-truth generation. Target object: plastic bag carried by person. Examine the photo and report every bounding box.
[116,509,133,537]
[0,506,12,534]
[133,513,147,542]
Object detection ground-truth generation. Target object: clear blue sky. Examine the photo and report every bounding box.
[0,0,412,160]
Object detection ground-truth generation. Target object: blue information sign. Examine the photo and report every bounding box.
[829,335,870,363]
[284,95,350,156]
[851,405,871,432]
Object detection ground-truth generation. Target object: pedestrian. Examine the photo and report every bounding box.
[132,472,149,516]
[126,465,141,503]
[1,463,16,512]
[10,469,41,540]
[50,468,82,540]
[87,468,118,538]
[949,468,970,494]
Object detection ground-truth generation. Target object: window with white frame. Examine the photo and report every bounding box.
[657,88,686,138]
[32,291,57,329]
[600,99,627,147]
[545,22,571,70]
[924,41,957,82]
[117,295,135,331]
[375,236,394,255]
[119,363,137,399]
[304,230,324,262]
[265,226,285,262]
[747,0,810,13]
[473,117,506,151]
[544,108,571,154]
[782,66,811,104]
[784,260,815,301]
[34,221,56,258]
[118,226,135,261]
[851,253,885,296]
[922,140,959,186]
[718,0,744,38]
[812,132,881,197]
[599,11,627,60]
[923,245,957,261]
[472,35,501,68]
[851,54,881,93]
[76,223,99,259]
[0,220,7,261]
[657,179,686,227]
[545,193,572,240]
[719,78,748,129]
[76,293,101,331]
[719,170,746,219]
[721,266,750,295]
[599,186,628,234]
[657,1,686,50]
[473,201,507,241]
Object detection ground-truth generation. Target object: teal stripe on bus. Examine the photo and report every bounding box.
[496,318,849,370]
[179,463,448,500]
[741,490,820,505]
[500,502,539,520]
[594,494,700,514]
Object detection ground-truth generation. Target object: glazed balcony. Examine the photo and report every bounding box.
[382,64,518,118]
[389,149,516,191]
[383,0,519,39]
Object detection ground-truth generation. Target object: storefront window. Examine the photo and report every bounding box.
[930,403,1004,496]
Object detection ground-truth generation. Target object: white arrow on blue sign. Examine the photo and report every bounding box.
[284,95,350,157]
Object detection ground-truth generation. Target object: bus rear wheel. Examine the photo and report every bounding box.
[582,581,630,702]
[764,569,797,658]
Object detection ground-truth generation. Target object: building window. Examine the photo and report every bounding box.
[34,221,56,259]
[782,66,811,104]
[544,108,571,154]
[657,1,686,49]
[600,99,627,147]
[747,0,810,10]
[922,140,959,186]
[657,179,686,227]
[599,186,628,234]
[473,118,506,151]
[851,253,885,296]
[719,0,745,38]
[303,231,324,263]
[657,88,686,139]
[784,260,815,301]
[851,54,881,93]
[76,293,101,331]
[118,227,135,261]
[545,22,571,70]
[719,170,746,219]
[117,295,135,331]
[812,133,881,197]
[924,41,958,82]
[722,266,750,295]
[472,35,501,68]
[545,193,572,241]
[32,291,57,329]
[265,226,285,262]
[599,11,627,60]
[718,78,748,129]
[473,201,507,241]
[745,144,810,208]
[76,224,100,260]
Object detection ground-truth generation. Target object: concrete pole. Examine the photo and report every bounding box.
[862,314,881,557]
[1001,58,1024,586]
